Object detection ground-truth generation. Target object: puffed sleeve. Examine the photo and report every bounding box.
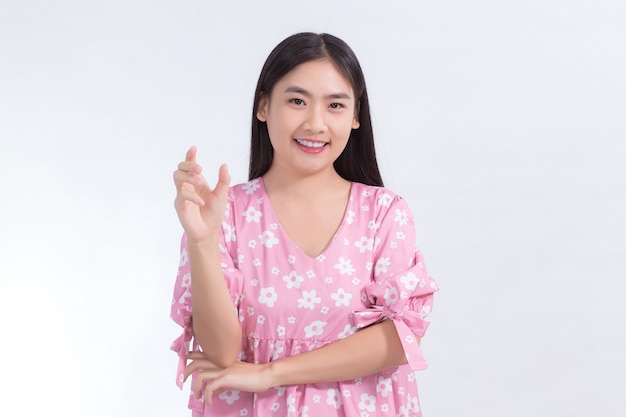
[170,194,244,390]
[350,195,438,371]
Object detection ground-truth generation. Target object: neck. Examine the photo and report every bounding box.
[262,167,350,200]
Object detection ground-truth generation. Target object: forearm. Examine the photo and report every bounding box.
[188,237,242,367]
[269,320,414,386]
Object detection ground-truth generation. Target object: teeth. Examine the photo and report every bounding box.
[296,139,325,148]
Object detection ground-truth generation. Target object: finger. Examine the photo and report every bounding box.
[213,164,231,200]
[183,359,220,381]
[185,146,197,163]
[177,160,203,175]
[175,189,206,207]
[173,170,205,189]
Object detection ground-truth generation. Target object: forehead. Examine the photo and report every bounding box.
[274,59,354,96]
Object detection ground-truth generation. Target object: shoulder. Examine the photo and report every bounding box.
[350,182,410,213]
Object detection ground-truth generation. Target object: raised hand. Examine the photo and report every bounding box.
[173,146,231,244]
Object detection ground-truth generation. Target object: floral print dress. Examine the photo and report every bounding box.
[171,178,438,417]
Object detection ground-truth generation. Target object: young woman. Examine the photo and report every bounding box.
[171,32,438,417]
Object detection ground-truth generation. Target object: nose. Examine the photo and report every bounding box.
[302,104,327,133]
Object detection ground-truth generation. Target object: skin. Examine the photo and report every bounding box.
[173,59,415,405]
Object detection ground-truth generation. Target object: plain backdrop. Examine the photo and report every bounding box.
[1,1,625,416]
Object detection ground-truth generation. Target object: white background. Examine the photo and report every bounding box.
[1,1,625,416]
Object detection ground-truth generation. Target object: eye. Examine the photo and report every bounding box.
[290,98,305,106]
[329,103,345,109]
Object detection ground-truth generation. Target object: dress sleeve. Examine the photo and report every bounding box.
[169,199,244,390]
[350,195,439,371]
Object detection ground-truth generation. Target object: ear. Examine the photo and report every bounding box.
[256,95,268,122]
[352,102,360,129]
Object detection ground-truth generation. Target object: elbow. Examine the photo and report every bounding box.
[195,327,242,368]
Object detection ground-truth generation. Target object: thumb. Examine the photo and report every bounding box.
[213,163,231,200]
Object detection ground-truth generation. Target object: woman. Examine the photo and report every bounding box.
[171,32,438,417]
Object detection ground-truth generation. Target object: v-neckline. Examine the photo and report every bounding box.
[258,177,354,260]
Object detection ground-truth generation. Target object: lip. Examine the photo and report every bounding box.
[294,138,328,154]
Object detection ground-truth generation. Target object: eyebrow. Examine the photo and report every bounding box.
[283,86,352,100]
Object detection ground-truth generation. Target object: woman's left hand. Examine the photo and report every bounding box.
[184,352,274,405]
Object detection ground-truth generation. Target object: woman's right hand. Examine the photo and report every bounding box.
[173,146,231,244]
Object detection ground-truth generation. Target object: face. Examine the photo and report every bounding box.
[257,59,360,179]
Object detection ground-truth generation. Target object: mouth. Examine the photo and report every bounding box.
[294,138,328,149]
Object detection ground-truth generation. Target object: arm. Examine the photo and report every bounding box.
[188,238,242,367]
[172,146,241,367]
[269,319,410,386]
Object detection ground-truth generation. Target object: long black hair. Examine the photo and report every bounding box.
[249,32,384,187]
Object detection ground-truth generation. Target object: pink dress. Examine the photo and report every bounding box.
[171,178,438,417]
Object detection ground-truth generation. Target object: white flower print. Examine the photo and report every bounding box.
[253,258,261,267]
[346,210,355,224]
[276,325,285,336]
[283,271,304,289]
[343,238,350,246]
[250,279,259,287]
[313,395,320,404]
[326,389,343,409]
[316,254,326,262]
[242,179,260,195]
[361,205,370,211]
[342,389,351,397]
[352,277,361,286]
[272,340,284,360]
[270,222,278,230]
[384,287,399,306]
[306,270,315,278]
[240,408,248,416]
[304,320,327,338]
[375,257,391,277]
[248,240,257,249]
[259,231,279,248]
[405,334,415,344]
[378,193,393,207]
[396,231,406,241]
[257,315,266,324]
[298,290,321,309]
[270,402,280,412]
[274,385,286,396]
[407,372,415,382]
[419,304,432,319]
[272,267,280,275]
[362,190,371,197]
[358,393,376,412]
[398,387,405,395]
[287,316,296,324]
[360,411,370,417]
[365,261,373,271]
[381,403,389,412]
[179,248,188,266]
[338,324,356,339]
[397,405,410,417]
[242,206,262,222]
[181,272,191,288]
[394,209,409,226]
[390,241,398,249]
[335,257,356,275]
[321,306,329,314]
[331,288,353,307]
[376,376,392,397]
[367,220,380,230]
[223,222,236,242]
[325,276,333,284]
[400,272,419,290]
[407,393,420,412]
[299,405,309,417]
[287,394,296,413]
[246,306,254,316]
[355,236,375,253]
[258,287,278,307]
[288,255,296,264]
[218,390,240,405]
[238,253,244,266]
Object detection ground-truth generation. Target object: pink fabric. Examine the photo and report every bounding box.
[171,178,438,416]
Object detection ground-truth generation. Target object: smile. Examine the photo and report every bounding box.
[295,139,327,148]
